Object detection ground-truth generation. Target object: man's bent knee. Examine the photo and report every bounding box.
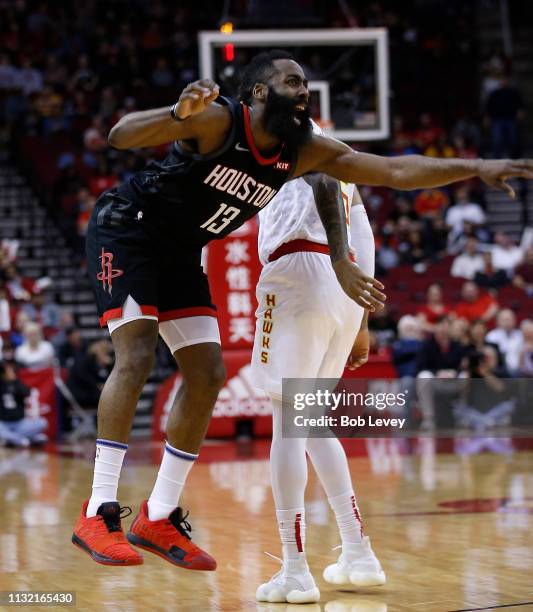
[116,348,155,381]
[175,343,226,400]
[111,319,158,380]
[209,360,227,392]
[182,362,226,403]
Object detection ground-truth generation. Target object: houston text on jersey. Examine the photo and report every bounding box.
[204,165,279,208]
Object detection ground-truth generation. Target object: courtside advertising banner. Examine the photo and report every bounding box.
[152,350,272,439]
[18,367,58,438]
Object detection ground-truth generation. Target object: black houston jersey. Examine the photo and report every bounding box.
[100,97,297,247]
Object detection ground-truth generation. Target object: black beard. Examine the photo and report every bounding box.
[263,86,312,149]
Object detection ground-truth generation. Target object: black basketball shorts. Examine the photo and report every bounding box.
[86,194,217,327]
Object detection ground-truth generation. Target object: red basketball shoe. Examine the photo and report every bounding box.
[127,500,216,570]
[72,500,143,566]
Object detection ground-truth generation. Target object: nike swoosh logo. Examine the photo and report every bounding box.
[235,142,249,152]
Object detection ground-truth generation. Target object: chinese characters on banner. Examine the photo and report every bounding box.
[207,219,263,349]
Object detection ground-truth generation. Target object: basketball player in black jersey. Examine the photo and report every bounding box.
[72,50,533,569]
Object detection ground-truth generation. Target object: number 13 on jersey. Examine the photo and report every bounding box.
[200,203,241,234]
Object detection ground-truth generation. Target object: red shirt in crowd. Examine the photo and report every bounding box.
[453,292,498,322]
[414,189,449,217]
[416,304,451,323]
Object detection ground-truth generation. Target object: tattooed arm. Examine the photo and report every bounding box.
[303,173,385,311]
[304,173,350,263]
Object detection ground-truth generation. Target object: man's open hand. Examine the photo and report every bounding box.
[479,159,533,199]
[333,259,386,312]
[175,79,220,119]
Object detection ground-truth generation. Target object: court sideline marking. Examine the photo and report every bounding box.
[449,601,533,611]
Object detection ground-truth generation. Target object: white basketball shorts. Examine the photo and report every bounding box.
[250,252,364,400]
[107,295,221,354]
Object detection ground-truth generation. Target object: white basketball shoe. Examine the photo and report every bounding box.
[323,537,386,588]
[256,553,320,604]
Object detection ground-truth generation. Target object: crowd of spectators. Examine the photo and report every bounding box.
[389,305,533,430]
[0,1,526,240]
[366,171,533,429]
[0,242,114,445]
[375,205,533,428]
[369,180,532,286]
[0,0,509,247]
[387,287,532,379]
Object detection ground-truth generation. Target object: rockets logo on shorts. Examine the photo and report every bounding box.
[96,247,124,295]
[261,294,276,363]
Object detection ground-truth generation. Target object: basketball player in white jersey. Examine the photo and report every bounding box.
[251,127,384,603]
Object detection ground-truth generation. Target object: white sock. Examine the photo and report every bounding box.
[328,491,364,553]
[305,438,363,550]
[277,508,306,562]
[147,441,198,521]
[269,397,308,563]
[86,439,128,518]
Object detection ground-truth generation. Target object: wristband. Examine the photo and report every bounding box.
[170,102,187,122]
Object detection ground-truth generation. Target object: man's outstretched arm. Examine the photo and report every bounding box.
[303,173,385,311]
[108,79,226,149]
[297,135,533,199]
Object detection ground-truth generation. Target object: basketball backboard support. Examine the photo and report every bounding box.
[199,29,389,141]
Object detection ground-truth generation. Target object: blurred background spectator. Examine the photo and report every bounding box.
[473,251,509,289]
[14,322,55,369]
[3,263,33,301]
[0,361,48,447]
[9,311,31,349]
[66,339,114,413]
[368,305,397,347]
[467,321,487,352]
[453,345,513,431]
[0,284,12,334]
[416,283,451,332]
[451,237,485,279]
[484,76,524,158]
[445,186,486,243]
[490,231,524,273]
[20,284,62,337]
[486,309,523,375]
[518,319,533,376]
[513,247,533,295]
[55,326,87,370]
[416,316,466,429]
[417,316,466,379]
[453,281,499,324]
[392,315,424,379]
[392,315,423,425]
[450,317,471,349]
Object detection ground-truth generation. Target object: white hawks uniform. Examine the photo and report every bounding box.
[250,129,384,603]
[250,161,372,400]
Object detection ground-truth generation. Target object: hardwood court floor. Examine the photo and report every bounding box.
[1,438,532,612]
